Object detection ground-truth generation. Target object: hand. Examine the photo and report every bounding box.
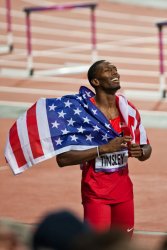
[103,136,132,153]
[128,143,142,158]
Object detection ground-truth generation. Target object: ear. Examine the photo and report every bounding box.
[91,78,99,87]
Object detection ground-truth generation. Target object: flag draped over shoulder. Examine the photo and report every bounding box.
[4,86,148,175]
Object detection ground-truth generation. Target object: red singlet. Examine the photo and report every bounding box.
[81,97,133,205]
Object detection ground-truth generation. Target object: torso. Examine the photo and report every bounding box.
[81,97,133,205]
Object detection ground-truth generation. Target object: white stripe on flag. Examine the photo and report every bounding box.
[4,135,19,174]
[128,104,138,129]
[36,98,55,158]
[139,123,147,144]
[118,95,128,125]
[17,111,33,167]
[128,104,137,143]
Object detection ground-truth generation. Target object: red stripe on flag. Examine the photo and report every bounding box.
[127,100,141,143]
[27,103,44,158]
[9,122,27,168]
[134,109,141,144]
[128,115,134,138]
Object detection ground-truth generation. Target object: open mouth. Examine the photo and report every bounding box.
[111,77,119,82]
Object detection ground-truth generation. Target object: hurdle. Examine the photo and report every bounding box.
[0,0,13,54]
[23,3,97,76]
[156,21,167,98]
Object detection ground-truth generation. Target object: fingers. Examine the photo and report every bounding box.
[120,136,132,148]
[106,136,133,153]
[107,136,142,158]
[123,136,132,142]
[129,143,142,157]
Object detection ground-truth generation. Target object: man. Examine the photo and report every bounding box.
[5,60,151,236]
[56,60,152,236]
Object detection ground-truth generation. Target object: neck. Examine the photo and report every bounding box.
[94,91,116,108]
[93,91,119,120]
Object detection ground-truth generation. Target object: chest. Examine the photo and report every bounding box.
[99,106,120,120]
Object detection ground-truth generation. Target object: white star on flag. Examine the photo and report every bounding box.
[83,116,90,124]
[102,133,109,141]
[77,96,82,101]
[58,110,66,118]
[92,109,97,115]
[83,104,88,109]
[93,125,100,131]
[74,108,82,115]
[70,134,78,142]
[49,104,57,111]
[64,100,72,108]
[55,138,63,145]
[86,134,94,142]
[77,126,85,133]
[52,121,60,128]
[105,123,111,129]
[67,118,76,126]
[85,91,91,97]
[61,128,70,135]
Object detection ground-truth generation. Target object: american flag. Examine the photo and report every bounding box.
[4,86,148,174]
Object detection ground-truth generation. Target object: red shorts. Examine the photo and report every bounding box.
[83,199,134,237]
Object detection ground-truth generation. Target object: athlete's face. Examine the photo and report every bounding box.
[93,61,120,93]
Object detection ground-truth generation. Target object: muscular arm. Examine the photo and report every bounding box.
[56,147,98,167]
[56,136,132,167]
